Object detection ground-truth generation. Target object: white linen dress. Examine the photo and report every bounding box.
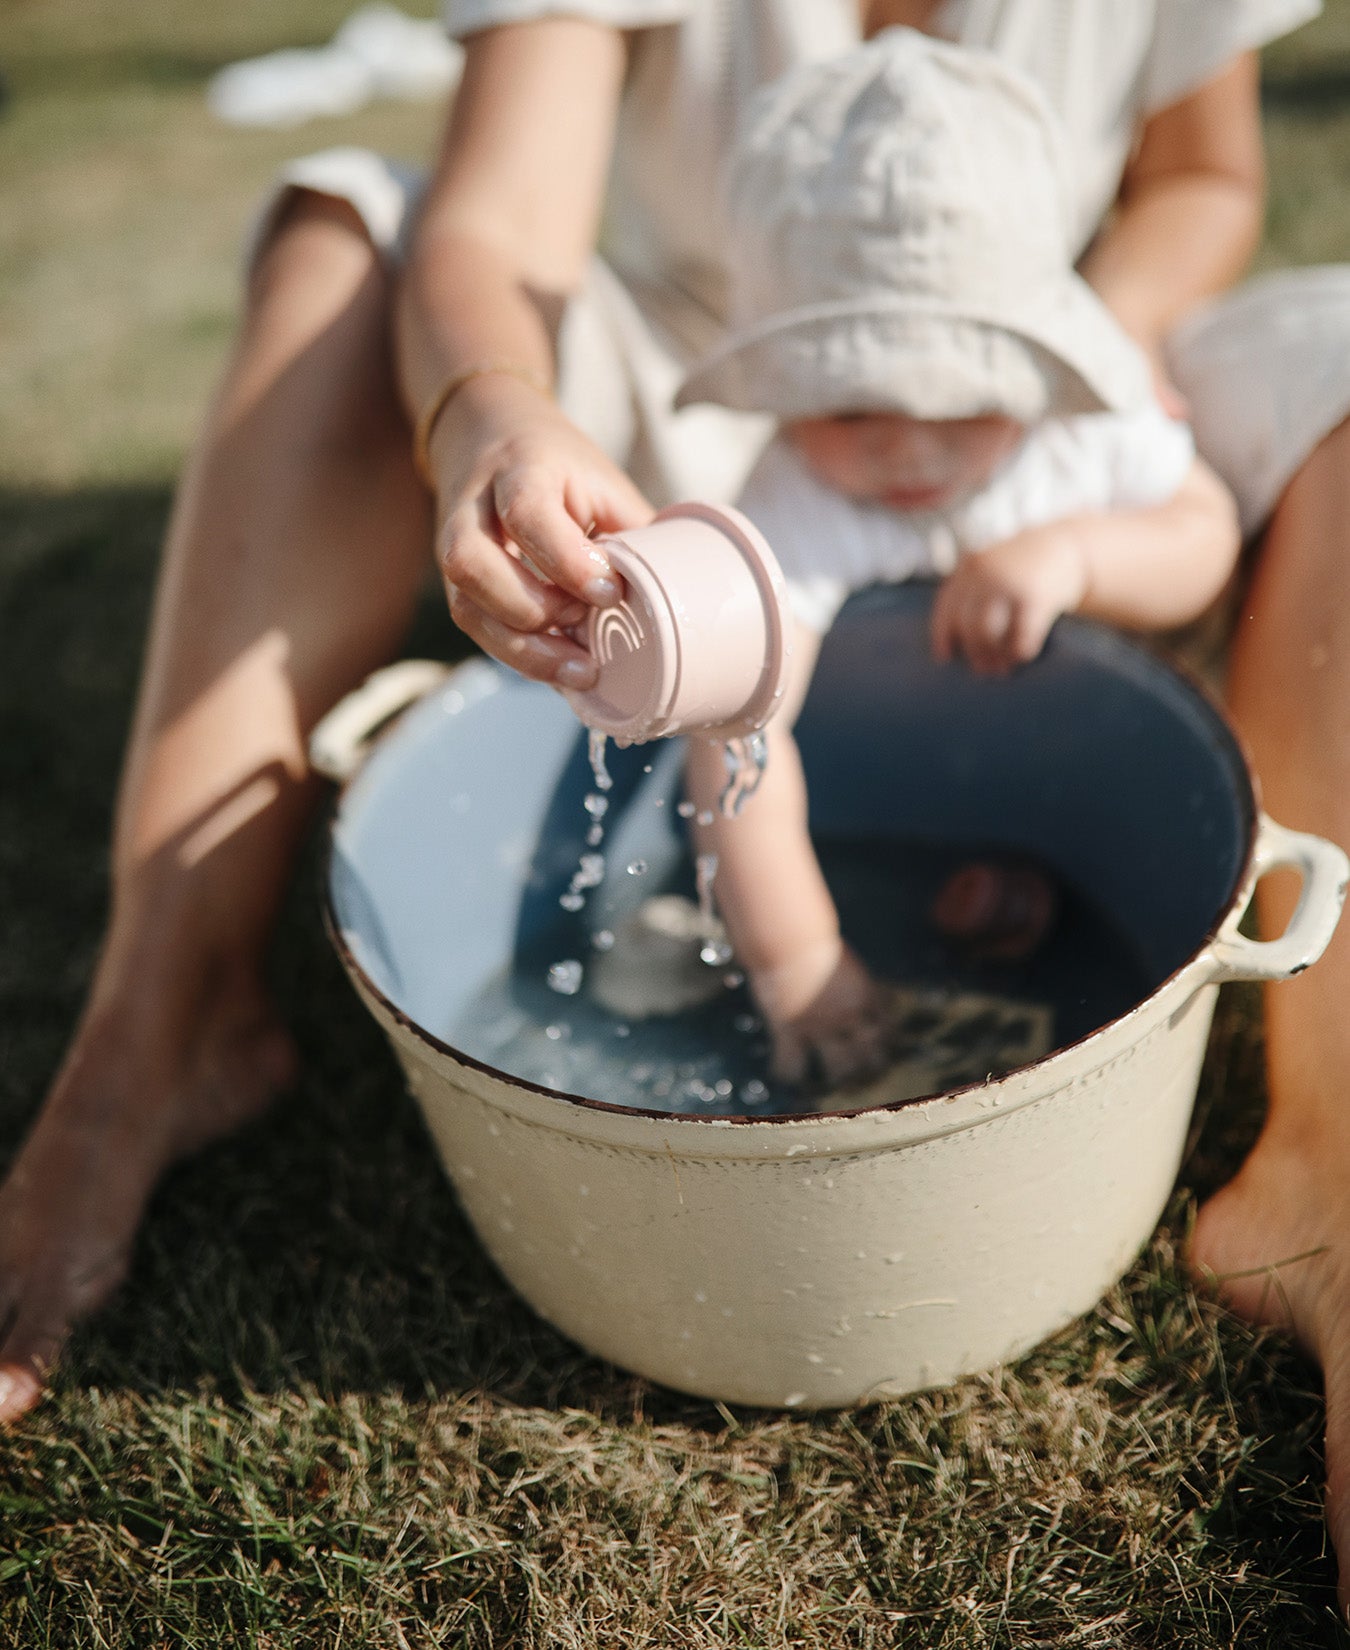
[254,0,1348,538]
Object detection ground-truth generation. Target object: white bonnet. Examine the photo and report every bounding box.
[676,28,1152,422]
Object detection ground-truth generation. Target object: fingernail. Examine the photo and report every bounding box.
[557,658,598,689]
[585,575,621,606]
[0,1373,15,1412]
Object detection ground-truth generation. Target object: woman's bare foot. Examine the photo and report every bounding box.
[1190,1120,1350,1608]
[0,970,296,1422]
[930,857,1059,960]
[750,938,891,1089]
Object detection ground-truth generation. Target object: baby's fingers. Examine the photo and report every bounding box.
[930,579,961,663]
[950,587,1014,675]
[1006,607,1052,665]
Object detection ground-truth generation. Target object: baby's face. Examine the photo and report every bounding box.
[786,411,1024,511]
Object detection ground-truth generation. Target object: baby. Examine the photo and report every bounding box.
[673,29,1241,1088]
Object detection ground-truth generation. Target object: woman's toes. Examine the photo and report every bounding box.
[0,1363,45,1424]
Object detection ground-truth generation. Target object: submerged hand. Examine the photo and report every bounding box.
[751,940,892,1092]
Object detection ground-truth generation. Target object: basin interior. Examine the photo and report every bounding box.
[328,587,1252,1114]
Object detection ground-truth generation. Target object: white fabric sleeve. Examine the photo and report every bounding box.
[954,410,1195,553]
[1092,408,1196,508]
[1141,0,1321,113]
[442,0,688,38]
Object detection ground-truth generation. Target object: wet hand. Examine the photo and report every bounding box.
[752,941,892,1091]
[930,524,1090,675]
[428,374,655,686]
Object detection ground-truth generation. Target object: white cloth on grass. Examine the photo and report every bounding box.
[209,5,461,129]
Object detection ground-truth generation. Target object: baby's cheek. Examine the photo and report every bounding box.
[786,423,871,497]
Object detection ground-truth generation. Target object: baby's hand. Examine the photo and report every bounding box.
[930,522,1090,674]
[750,940,891,1091]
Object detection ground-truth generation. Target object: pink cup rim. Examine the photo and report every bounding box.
[647,500,792,738]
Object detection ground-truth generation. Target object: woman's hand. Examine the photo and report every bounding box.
[930,524,1089,675]
[428,371,654,688]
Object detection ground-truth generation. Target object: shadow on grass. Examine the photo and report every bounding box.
[0,483,713,1424]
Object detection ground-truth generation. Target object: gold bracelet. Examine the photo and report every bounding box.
[412,362,551,488]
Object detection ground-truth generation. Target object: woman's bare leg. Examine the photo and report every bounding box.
[0,193,431,1420]
[1189,415,1350,1605]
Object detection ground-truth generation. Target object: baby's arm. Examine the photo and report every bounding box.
[931,455,1240,673]
[684,624,889,1088]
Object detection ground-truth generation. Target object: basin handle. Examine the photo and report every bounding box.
[309,659,450,783]
[1204,813,1349,984]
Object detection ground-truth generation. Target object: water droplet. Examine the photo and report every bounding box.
[734,1013,761,1034]
[587,729,613,791]
[547,960,584,995]
[741,1079,770,1103]
[713,1078,733,1098]
[613,1024,630,1038]
[559,892,585,912]
[626,859,648,876]
[697,810,714,827]
[544,1023,566,1040]
[586,824,604,846]
[592,929,615,951]
[583,792,609,820]
[677,800,696,819]
[723,970,745,989]
[576,853,605,887]
[700,941,733,966]
[642,763,653,773]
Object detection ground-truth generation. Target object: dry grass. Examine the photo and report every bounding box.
[4,3,1350,1644]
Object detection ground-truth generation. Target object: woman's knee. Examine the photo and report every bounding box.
[1263,412,1350,562]
[244,187,391,346]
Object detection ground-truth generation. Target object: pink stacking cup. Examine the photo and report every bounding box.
[559,502,792,745]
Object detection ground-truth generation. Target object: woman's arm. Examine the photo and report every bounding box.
[395,20,653,684]
[1079,53,1266,356]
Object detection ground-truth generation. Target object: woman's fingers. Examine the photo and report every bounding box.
[440,499,590,633]
[433,414,659,682]
[493,468,624,606]
[447,587,599,686]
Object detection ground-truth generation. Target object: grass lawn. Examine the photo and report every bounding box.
[3,3,1350,1644]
